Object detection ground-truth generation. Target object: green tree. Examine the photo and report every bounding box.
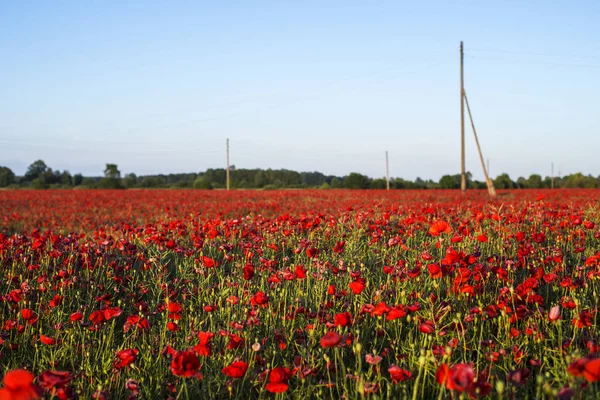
[370,178,387,189]
[73,173,83,186]
[31,177,48,189]
[344,173,370,189]
[104,164,121,179]
[193,177,212,189]
[0,166,16,187]
[494,173,514,189]
[439,174,460,189]
[61,171,73,186]
[330,177,343,188]
[526,174,543,188]
[98,163,123,188]
[25,160,48,182]
[123,173,137,188]
[81,177,96,187]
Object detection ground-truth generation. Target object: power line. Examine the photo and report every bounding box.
[468,47,600,60]
[465,54,600,69]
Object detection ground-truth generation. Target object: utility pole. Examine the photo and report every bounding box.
[226,138,230,191]
[385,151,390,190]
[460,41,466,193]
[551,162,554,189]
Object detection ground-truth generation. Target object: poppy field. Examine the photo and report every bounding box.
[1,188,600,399]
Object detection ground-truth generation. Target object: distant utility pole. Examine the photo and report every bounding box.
[551,162,554,189]
[385,151,390,190]
[460,41,466,193]
[226,138,230,191]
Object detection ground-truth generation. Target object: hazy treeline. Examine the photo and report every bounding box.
[1,160,599,190]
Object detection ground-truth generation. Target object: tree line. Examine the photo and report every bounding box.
[1,160,599,190]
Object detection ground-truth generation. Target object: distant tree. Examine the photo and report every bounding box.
[516,177,527,189]
[25,160,48,182]
[563,173,596,188]
[123,173,137,188]
[98,163,123,188]
[330,177,343,189]
[370,178,387,189]
[139,176,165,188]
[0,166,16,187]
[414,177,426,189]
[193,177,212,189]
[439,175,460,189]
[31,177,48,189]
[104,164,121,179]
[60,170,73,186]
[494,173,514,189]
[81,177,96,187]
[526,174,543,188]
[344,173,370,189]
[73,173,84,186]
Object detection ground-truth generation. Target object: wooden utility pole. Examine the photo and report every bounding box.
[226,138,230,190]
[551,162,555,189]
[460,41,466,193]
[385,151,390,190]
[463,90,496,197]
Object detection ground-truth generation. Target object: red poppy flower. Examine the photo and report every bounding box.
[436,363,474,392]
[37,370,71,392]
[0,370,43,400]
[584,358,600,382]
[166,322,179,332]
[265,367,291,393]
[171,351,202,378]
[320,331,342,348]
[349,278,366,295]
[446,363,474,392]
[306,247,319,258]
[69,312,83,322]
[333,241,345,253]
[429,221,451,237]
[39,335,56,345]
[388,365,412,383]
[114,348,138,370]
[428,264,442,279]
[89,311,105,325]
[102,307,123,321]
[221,361,248,379]
[243,264,254,280]
[49,295,63,308]
[250,291,269,307]
[386,306,408,321]
[295,265,307,279]
[202,256,217,268]
[334,312,353,327]
[365,354,382,365]
[548,305,561,322]
[198,331,214,345]
[227,334,245,350]
[20,309,37,324]
[419,321,435,335]
[167,302,183,313]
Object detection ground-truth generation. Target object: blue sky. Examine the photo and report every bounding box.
[1,1,598,180]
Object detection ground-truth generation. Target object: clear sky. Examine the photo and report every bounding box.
[1,1,599,180]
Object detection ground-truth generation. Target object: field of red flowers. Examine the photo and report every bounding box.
[1,188,600,399]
